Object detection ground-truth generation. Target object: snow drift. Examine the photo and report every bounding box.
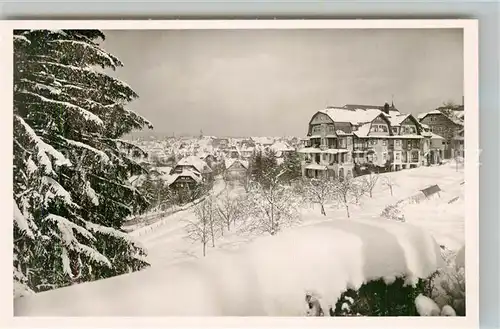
[14,219,444,317]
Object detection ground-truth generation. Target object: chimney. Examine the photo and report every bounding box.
[383,102,390,114]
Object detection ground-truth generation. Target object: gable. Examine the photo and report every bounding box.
[310,112,334,125]
[229,161,244,170]
[334,122,353,134]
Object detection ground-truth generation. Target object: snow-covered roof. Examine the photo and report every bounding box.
[251,137,275,145]
[422,131,445,140]
[298,147,322,154]
[417,110,442,119]
[167,170,202,185]
[388,135,424,139]
[418,109,463,126]
[176,156,212,174]
[225,158,249,170]
[353,122,371,138]
[319,108,385,125]
[305,164,328,170]
[156,166,172,175]
[387,114,410,127]
[323,149,349,154]
[270,141,294,152]
[335,130,352,136]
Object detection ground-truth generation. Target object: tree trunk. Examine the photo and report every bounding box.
[321,204,326,216]
[346,205,350,218]
[203,242,206,257]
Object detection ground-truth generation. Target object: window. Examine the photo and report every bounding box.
[395,139,401,146]
[327,125,335,134]
[392,127,398,134]
[382,140,387,146]
[370,139,377,146]
[322,154,327,161]
[370,124,388,133]
[383,152,387,161]
[411,150,419,162]
[395,152,401,161]
[339,138,346,148]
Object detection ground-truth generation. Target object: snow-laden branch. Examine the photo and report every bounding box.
[18,90,104,127]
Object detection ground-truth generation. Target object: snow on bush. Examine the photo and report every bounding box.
[415,294,441,316]
[428,245,466,316]
[455,245,465,269]
[380,204,405,222]
[441,305,457,316]
[14,219,444,316]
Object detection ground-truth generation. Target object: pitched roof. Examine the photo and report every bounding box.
[251,137,275,145]
[319,107,385,125]
[417,109,464,126]
[176,156,212,174]
[224,158,249,170]
[167,170,203,185]
[353,122,372,138]
[270,141,294,152]
[343,104,385,111]
[422,131,446,140]
[387,114,410,127]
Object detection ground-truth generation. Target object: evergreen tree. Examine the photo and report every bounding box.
[13,30,153,296]
[250,150,265,183]
[279,151,302,184]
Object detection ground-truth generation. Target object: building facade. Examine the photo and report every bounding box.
[299,104,425,180]
[418,110,464,159]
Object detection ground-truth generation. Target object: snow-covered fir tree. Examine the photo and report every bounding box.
[13,30,153,296]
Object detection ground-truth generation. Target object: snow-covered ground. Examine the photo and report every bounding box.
[14,163,464,316]
[123,176,227,234]
[136,162,464,268]
[14,218,444,316]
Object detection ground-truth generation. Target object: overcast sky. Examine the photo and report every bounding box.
[101,28,463,138]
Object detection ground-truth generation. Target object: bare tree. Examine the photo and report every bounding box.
[350,180,366,205]
[362,172,379,198]
[205,196,218,247]
[381,176,397,196]
[302,178,335,216]
[242,171,300,236]
[333,179,353,218]
[185,200,212,257]
[216,189,242,232]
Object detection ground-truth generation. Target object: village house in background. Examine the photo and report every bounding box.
[126,98,465,191]
[417,99,465,159]
[224,158,250,182]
